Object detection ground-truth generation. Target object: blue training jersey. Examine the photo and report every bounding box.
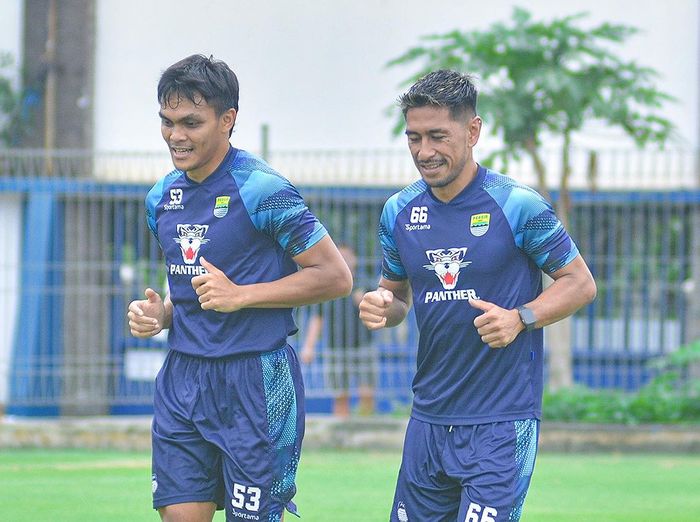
[379,165,579,425]
[145,147,327,358]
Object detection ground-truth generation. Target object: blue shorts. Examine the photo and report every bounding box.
[391,418,539,522]
[151,345,305,522]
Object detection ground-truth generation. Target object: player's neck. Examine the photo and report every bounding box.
[187,143,232,183]
[431,160,478,203]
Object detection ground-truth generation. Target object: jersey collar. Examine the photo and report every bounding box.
[184,146,238,186]
[427,163,486,204]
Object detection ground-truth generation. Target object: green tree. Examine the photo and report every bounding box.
[386,7,676,390]
[0,51,25,147]
[387,7,675,222]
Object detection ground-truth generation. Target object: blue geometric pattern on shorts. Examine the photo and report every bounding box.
[509,419,539,521]
[261,349,300,521]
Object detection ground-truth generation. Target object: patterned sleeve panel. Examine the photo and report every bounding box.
[235,156,327,257]
[145,170,181,241]
[379,181,425,281]
[485,174,579,274]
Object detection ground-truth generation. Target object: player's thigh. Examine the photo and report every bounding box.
[152,353,225,510]
[390,418,460,522]
[456,419,539,522]
[152,425,223,509]
[158,501,217,522]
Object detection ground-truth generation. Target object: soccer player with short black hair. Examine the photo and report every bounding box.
[359,70,596,521]
[127,54,352,522]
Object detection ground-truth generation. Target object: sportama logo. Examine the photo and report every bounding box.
[174,224,209,265]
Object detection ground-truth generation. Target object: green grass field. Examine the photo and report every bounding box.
[1,449,699,521]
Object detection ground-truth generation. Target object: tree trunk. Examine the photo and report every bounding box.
[557,131,573,229]
[586,150,598,193]
[546,133,575,390]
[543,274,574,391]
[524,138,552,203]
[687,204,700,381]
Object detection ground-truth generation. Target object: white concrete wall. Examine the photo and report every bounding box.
[93,0,699,154]
[0,0,23,89]
[0,0,23,405]
[0,194,22,406]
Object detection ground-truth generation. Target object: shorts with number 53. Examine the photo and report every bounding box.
[151,345,304,521]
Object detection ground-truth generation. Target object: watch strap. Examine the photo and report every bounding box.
[517,305,537,331]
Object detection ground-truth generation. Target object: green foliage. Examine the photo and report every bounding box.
[544,341,700,424]
[386,7,676,179]
[0,51,24,146]
[387,5,680,390]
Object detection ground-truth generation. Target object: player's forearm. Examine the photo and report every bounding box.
[526,267,596,329]
[382,286,411,328]
[236,264,352,309]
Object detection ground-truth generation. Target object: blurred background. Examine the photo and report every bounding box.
[0,0,698,423]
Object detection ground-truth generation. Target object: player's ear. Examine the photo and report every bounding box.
[221,108,237,133]
[468,115,482,147]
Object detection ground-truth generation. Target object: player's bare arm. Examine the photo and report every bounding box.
[127,288,173,338]
[470,255,596,348]
[359,277,412,330]
[191,235,352,312]
[523,254,597,327]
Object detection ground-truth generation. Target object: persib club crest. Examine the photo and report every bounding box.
[470,212,490,237]
[396,501,409,522]
[423,247,471,290]
[213,195,231,218]
[174,224,209,265]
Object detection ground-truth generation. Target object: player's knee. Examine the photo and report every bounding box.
[159,501,216,522]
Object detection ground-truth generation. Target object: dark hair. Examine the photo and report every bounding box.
[158,54,239,117]
[399,70,477,122]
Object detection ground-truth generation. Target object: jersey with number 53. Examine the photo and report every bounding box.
[145,146,327,358]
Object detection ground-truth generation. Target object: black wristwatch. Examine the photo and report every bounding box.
[517,305,537,331]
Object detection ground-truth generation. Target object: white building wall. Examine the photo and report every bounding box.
[92,0,699,156]
[0,0,24,406]
[0,194,22,406]
[0,0,23,89]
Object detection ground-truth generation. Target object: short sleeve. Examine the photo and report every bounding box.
[379,195,407,281]
[507,186,579,274]
[236,166,327,257]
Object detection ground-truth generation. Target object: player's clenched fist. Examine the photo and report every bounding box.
[469,298,524,348]
[191,256,242,313]
[359,288,394,330]
[127,288,166,338]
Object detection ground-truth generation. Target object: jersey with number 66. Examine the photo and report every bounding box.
[379,165,579,425]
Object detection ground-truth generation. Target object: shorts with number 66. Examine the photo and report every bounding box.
[390,418,538,522]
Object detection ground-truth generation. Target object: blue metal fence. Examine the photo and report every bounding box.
[1,176,698,415]
[570,190,697,389]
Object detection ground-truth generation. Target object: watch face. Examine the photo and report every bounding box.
[518,306,536,329]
